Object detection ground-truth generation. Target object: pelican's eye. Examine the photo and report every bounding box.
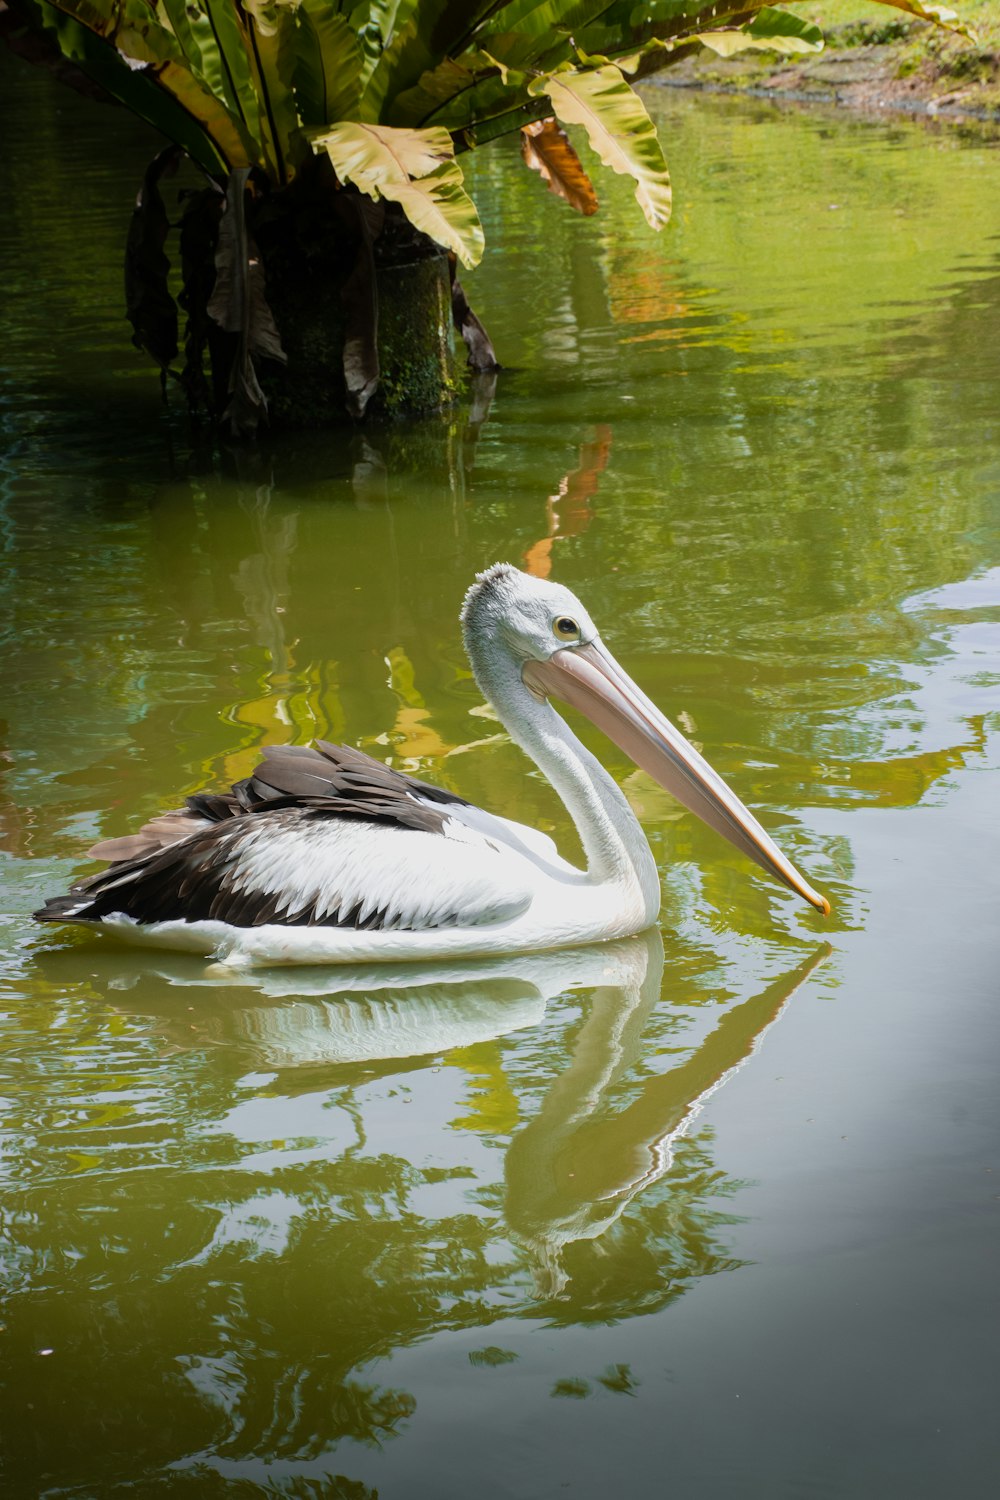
[552,616,580,641]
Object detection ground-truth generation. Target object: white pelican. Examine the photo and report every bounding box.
[35,564,828,966]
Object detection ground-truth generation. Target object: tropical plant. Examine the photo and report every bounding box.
[0,0,972,431]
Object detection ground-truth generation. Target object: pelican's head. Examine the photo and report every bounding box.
[461,564,829,916]
[461,562,600,661]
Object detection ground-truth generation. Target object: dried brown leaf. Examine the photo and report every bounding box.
[449,262,499,374]
[338,194,385,420]
[207,169,286,435]
[124,146,181,372]
[520,118,598,217]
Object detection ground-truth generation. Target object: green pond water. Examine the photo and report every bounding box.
[2,51,999,1499]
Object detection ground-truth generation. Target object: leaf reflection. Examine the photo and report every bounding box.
[523,425,612,580]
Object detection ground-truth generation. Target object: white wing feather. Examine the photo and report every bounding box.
[228,816,532,930]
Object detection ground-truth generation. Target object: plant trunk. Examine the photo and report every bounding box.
[218,163,457,429]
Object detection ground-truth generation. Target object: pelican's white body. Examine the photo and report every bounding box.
[94,761,660,968]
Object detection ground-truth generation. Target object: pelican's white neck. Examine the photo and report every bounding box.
[465,634,660,918]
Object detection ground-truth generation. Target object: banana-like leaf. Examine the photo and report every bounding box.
[521,117,598,216]
[871,0,975,39]
[312,119,483,268]
[696,9,824,56]
[155,0,247,123]
[357,0,569,123]
[124,145,181,372]
[294,2,363,126]
[208,168,287,434]
[55,0,260,170]
[354,0,421,101]
[390,51,529,129]
[377,159,485,268]
[149,0,294,179]
[239,4,301,183]
[528,64,671,231]
[578,0,972,59]
[311,120,454,184]
[9,0,234,176]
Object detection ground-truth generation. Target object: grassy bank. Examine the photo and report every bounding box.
[660,0,1000,118]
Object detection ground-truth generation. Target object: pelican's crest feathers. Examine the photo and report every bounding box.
[460,562,521,627]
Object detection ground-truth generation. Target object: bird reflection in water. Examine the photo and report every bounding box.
[504,936,829,1298]
[117,932,829,1301]
[16,935,830,1487]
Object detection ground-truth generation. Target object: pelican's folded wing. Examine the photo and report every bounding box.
[35,808,533,931]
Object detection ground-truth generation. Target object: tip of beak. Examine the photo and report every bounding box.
[817,894,831,917]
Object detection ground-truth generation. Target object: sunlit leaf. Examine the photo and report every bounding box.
[520,117,598,216]
[528,64,671,231]
[696,9,824,57]
[377,159,485,268]
[9,0,237,176]
[311,120,454,185]
[311,119,482,266]
[874,0,976,40]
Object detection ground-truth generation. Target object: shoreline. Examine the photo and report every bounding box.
[646,13,1000,129]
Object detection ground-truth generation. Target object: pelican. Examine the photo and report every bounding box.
[35,564,828,966]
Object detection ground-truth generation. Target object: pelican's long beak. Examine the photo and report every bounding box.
[523,642,830,915]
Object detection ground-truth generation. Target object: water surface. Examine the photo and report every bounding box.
[1,55,999,1499]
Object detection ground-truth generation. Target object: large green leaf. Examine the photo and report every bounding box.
[695,9,824,57]
[528,64,671,231]
[312,119,483,266]
[184,1,256,126]
[154,0,239,120]
[389,51,530,129]
[7,0,235,174]
[353,0,421,99]
[356,0,571,123]
[294,2,364,126]
[377,159,485,267]
[239,3,301,182]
